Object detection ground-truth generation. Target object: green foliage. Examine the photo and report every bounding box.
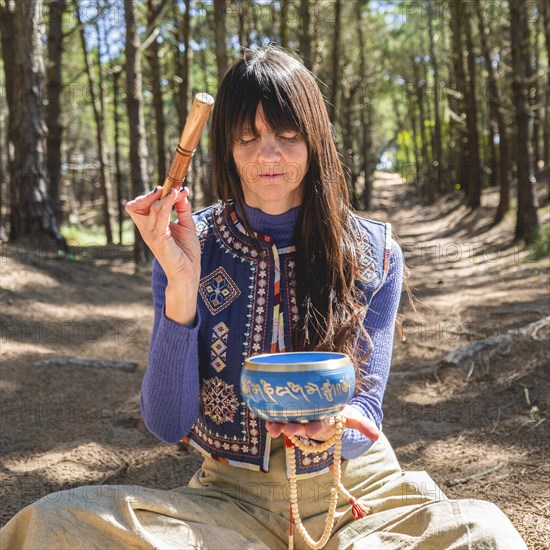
[61,219,135,246]
[528,221,550,261]
[394,130,415,176]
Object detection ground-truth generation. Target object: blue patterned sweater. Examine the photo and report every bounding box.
[141,201,403,475]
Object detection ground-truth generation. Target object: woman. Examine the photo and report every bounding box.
[1,47,526,549]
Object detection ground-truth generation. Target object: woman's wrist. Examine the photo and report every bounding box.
[165,282,198,326]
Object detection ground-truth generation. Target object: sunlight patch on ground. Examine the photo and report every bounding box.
[1,258,60,290]
[3,443,124,484]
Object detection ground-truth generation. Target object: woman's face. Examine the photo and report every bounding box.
[232,105,309,215]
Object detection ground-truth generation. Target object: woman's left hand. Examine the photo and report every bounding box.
[265,405,380,442]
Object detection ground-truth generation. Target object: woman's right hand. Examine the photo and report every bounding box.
[125,186,201,293]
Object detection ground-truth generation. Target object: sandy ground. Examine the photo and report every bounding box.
[1,173,549,548]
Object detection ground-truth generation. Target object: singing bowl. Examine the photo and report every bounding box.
[241,352,355,423]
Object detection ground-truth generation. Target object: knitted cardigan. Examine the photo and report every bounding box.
[141,201,403,478]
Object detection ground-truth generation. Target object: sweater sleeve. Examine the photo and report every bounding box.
[140,259,201,443]
[341,237,404,460]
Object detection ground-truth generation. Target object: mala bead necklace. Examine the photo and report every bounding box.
[241,353,368,549]
[284,416,371,550]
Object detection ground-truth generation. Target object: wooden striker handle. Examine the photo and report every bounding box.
[160,92,215,199]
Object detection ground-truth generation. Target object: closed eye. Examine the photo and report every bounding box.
[278,134,300,143]
[237,132,301,145]
[238,136,258,145]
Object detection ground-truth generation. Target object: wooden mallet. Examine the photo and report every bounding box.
[160,92,215,199]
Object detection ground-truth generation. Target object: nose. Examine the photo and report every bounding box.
[257,135,281,163]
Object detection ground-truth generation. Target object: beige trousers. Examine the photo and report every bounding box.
[0,434,527,550]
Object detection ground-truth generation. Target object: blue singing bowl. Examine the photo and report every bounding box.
[241,352,355,423]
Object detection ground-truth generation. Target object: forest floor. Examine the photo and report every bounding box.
[1,173,549,548]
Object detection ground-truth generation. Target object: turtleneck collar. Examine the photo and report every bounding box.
[234,202,302,248]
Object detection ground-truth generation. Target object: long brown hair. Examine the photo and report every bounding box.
[211,46,370,371]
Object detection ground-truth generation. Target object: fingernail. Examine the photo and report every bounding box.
[183,186,189,194]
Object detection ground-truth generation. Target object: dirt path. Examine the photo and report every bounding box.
[1,174,549,547]
[371,173,550,548]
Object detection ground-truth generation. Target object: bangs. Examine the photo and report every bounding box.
[227,63,303,143]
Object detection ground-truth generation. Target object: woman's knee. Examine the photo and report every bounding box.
[4,485,130,532]
[455,499,527,549]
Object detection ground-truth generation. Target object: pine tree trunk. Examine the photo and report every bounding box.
[449,0,469,200]
[214,0,228,82]
[420,52,438,202]
[476,3,512,222]
[235,0,251,48]
[0,0,65,247]
[95,6,116,235]
[0,1,16,236]
[237,2,246,48]
[197,43,214,205]
[412,57,431,204]
[300,0,313,70]
[75,0,114,243]
[540,0,550,176]
[340,28,360,209]
[361,99,374,212]
[485,102,499,187]
[341,80,357,208]
[509,0,539,243]
[532,15,541,168]
[427,0,443,196]
[0,92,4,237]
[111,67,124,244]
[420,50,434,159]
[280,0,289,48]
[65,126,82,224]
[124,0,152,265]
[147,0,167,185]
[389,69,406,131]
[250,2,260,47]
[328,0,341,125]
[463,5,482,209]
[46,0,65,227]
[409,105,421,186]
[355,0,373,211]
[173,0,191,129]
